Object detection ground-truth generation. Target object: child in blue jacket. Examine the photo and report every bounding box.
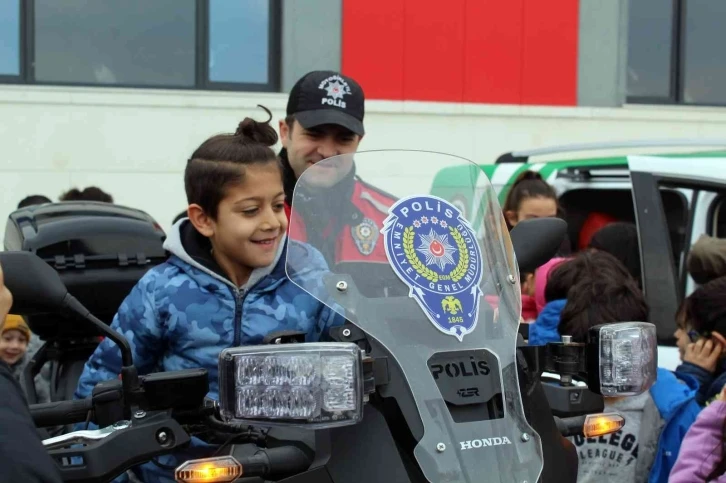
[557,254,700,483]
[74,108,343,482]
[673,276,726,406]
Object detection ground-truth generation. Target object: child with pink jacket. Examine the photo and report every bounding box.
[670,385,726,482]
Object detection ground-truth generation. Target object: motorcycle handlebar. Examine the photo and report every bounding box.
[31,398,93,428]
[554,415,587,438]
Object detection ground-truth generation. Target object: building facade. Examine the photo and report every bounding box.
[1,0,725,231]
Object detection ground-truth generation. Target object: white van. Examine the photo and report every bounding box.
[432,139,726,370]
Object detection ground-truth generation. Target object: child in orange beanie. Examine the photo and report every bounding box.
[0,314,49,403]
[0,314,31,369]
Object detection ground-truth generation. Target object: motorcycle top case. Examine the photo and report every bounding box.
[3,201,168,339]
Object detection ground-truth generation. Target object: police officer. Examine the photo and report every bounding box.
[0,261,62,483]
[279,70,399,296]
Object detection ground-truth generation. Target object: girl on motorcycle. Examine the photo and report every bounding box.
[73,107,344,482]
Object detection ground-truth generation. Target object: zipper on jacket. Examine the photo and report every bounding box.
[228,275,282,347]
[231,287,247,347]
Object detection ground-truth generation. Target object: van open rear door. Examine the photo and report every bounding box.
[628,155,726,344]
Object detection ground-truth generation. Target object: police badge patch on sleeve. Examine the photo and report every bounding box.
[381,195,483,342]
[351,218,379,256]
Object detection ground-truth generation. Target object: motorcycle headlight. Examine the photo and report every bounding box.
[218,342,364,429]
[587,322,657,396]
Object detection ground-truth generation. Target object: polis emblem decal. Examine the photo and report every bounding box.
[382,195,483,341]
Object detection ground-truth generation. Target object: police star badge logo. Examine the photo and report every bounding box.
[318,74,352,109]
[351,218,379,256]
[382,195,484,341]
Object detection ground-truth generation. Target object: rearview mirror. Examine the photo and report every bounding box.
[543,322,658,397]
[587,322,657,396]
[510,217,567,273]
[0,251,68,314]
[1,250,141,417]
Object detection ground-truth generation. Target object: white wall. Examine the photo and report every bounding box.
[3,84,726,237]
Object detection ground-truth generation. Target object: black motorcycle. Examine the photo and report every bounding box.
[3,150,657,483]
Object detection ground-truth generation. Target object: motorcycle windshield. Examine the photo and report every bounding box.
[285,151,543,483]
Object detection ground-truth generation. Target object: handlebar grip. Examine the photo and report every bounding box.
[31,398,93,427]
[554,415,587,438]
[237,446,312,479]
[262,446,313,477]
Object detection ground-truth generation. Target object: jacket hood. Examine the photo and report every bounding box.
[650,367,699,420]
[528,299,567,345]
[534,257,569,313]
[162,218,286,292]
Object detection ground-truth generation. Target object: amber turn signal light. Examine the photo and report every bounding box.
[583,412,625,438]
[174,456,242,483]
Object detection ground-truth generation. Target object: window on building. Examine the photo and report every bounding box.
[209,0,272,85]
[682,1,726,105]
[628,0,726,106]
[0,0,20,77]
[35,0,196,87]
[626,0,674,100]
[0,0,280,91]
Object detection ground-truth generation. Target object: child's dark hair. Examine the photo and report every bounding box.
[60,186,114,203]
[17,194,51,208]
[555,252,648,342]
[559,276,648,342]
[545,250,635,303]
[678,275,726,335]
[184,105,280,219]
[502,170,558,222]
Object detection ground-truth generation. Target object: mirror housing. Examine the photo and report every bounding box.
[510,218,567,274]
[1,251,152,420]
[586,322,657,396]
[0,251,68,313]
[542,322,657,397]
[0,250,136,369]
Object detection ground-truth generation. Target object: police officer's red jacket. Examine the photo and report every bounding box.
[281,151,401,297]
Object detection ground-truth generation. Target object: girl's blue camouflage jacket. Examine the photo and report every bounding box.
[73,220,344,482]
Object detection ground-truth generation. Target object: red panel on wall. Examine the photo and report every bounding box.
[463,0,524,104]
[341,0,405,100]
[402,0,466,102]
[521,0,579,105]
[341,0,579,105]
